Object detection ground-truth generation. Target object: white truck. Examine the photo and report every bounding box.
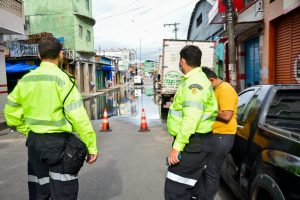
[160,39,215,118]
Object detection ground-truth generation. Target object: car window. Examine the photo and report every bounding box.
[240,94,259,124]
[265,89,300,134]
[237,90,256,118]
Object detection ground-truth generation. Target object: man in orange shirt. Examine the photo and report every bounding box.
[196,67,238,200]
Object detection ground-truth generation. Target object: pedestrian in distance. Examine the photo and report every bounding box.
[4,37,98,200]
[195,67,238,200]
[164,45,218,200]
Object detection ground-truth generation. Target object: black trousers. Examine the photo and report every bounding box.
[164,133,213,200]
[27,132,79,200]
[195,133,235,200]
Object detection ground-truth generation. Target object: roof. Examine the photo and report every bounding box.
[73,12,96,26]
[187,0,206,40]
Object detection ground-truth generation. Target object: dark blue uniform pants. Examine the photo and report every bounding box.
[164,133,213,200]
[27,132,79,200]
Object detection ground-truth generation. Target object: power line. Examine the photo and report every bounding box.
[93,0,140,19]
[94,0,169,27]
[94,0,197,38]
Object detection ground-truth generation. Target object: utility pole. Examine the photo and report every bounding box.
[225,0,237,89]
[164,22,180,39]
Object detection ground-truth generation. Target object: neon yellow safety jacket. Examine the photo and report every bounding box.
[4,62,98,154]
[167,67,218,151]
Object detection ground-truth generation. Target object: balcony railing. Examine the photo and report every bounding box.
[0,0,23,17]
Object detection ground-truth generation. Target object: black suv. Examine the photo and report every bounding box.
[221,85,300,200]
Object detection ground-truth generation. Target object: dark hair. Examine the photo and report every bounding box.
[202,67,218,79]
[38,37,62,60]
[180,45,202,67]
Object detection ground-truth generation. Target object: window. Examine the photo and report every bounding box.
[265,89,300,134]
[86,30,91,42]
[237,90,256,118]
[86,0,89,10]
[79,25,83,38]
[196,13,202,27]
[240,94,259,123]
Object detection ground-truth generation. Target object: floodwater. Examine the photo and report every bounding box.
[83,84,162,126]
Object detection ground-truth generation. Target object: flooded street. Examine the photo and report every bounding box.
[83,79,162,126]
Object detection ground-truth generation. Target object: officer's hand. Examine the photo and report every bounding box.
[87,153,98,164]
[168,148,180,166]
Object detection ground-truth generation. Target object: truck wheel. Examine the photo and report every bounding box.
[250,173,285,200]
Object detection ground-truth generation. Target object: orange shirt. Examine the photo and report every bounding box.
[213,82,238,134]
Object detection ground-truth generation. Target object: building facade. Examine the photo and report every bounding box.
[207,0,299,90]
[101,49,136,84]
[187,0,224,41]
[24,0,96,93]
[234,0,264,89]
[187,0,225,79]
[0,0,24,124]
[262,0,300,84]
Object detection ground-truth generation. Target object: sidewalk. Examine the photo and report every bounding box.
[82,82,129,99]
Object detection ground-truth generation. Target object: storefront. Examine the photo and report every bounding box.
[273,7,300,84]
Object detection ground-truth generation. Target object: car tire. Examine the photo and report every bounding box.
[250,173,285,200]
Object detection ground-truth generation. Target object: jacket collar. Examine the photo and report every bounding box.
[183,67,202,79]
[40,61,59,68]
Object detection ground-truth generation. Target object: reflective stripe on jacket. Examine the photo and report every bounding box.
[167,67,218,151]
[4,62,98,154]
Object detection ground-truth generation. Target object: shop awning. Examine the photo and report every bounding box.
[6,62,38,73]
[220,21,263,37]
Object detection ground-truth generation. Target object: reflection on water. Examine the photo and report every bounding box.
[83,85,161,122]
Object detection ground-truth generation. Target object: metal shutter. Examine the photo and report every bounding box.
[245,37,260,86]
[291,9,300,83]
[275,7,300,84]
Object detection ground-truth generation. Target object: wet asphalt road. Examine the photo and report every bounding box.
[0,78,235,200]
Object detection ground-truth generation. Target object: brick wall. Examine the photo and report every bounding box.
[0,34,8,123]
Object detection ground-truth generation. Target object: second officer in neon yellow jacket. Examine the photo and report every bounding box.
[164,45,218,200]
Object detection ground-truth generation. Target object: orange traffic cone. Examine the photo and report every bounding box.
[139,108,150,132]
[100,108,112,132]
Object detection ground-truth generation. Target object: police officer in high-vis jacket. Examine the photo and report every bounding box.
[164,45,218,200]
[4,37,98,200]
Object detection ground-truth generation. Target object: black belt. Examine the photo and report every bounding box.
[29,131,71,139]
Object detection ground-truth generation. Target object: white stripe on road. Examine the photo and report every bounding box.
[28,175,49,185]
[166,171,197,186]
[49,172,78,182]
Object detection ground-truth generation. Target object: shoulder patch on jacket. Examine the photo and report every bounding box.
[188,84,202,90]
[189,84,203,94]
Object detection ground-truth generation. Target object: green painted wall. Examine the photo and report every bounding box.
[73,0,92,16]
[74,16,94,52]
[24,0,72,15]
[27,14,76,50]
[24,0,94,53]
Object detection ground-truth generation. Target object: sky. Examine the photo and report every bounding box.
[92,0,199,62]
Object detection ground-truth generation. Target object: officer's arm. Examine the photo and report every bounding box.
[63,81,98,154]
[4,83,29,135]
[173,86,207,151]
